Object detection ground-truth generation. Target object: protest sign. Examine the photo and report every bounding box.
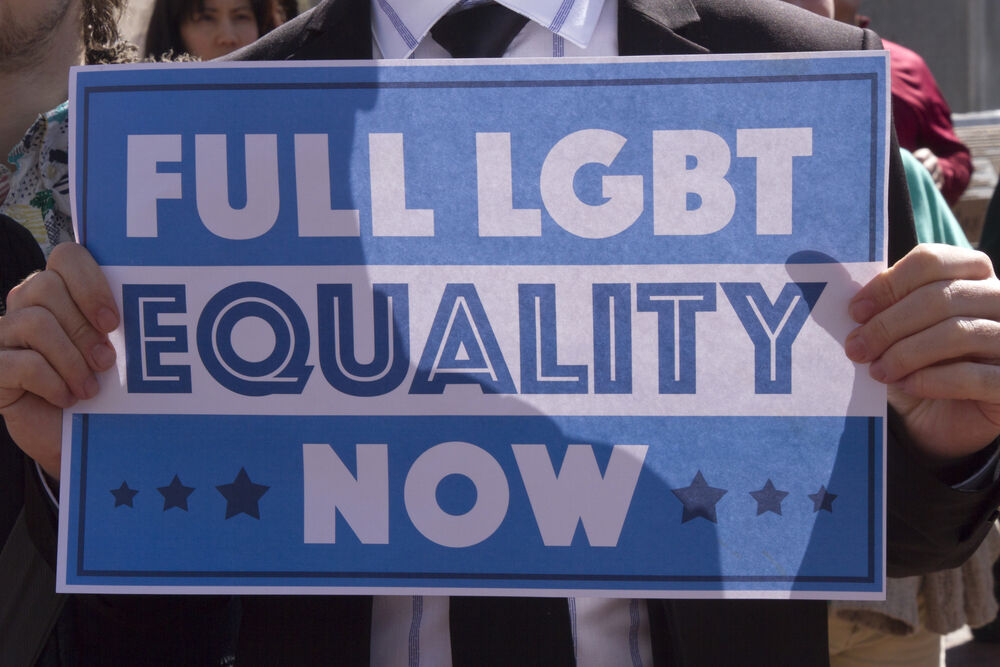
[60,53,888,597]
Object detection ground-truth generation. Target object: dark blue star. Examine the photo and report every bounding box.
[217,468,270,520]
[808,485,837,513]
[749,479,789,516]
[672,471,727,523]
[157,475,195,511]
[110,481,139,508]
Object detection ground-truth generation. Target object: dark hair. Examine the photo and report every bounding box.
[276,0,299,21]
[143,0,278,59]
[83,0,136,64]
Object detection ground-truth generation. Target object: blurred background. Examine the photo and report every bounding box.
[862,0,1000,241]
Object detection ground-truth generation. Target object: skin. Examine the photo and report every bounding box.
[3,0,998,483]
[4,243,1000,479]
[844,244,1000,460]
[0,0,84,167]
[179,0,260,61]
[833,0,862,25]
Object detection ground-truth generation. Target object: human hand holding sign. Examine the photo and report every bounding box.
[0,242,118,479]
[845,243,1000,462]
[5,242,1000,481]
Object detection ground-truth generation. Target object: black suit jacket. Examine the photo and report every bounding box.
[221,1,1000,663]
[6,1,1000,665]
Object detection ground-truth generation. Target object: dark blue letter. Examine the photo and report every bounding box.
[317,284,409,397]
[123,284,191,393]
[721,282,825,394]
[196,282,312,396]
[410,284,515,394]
[637,283,716,394]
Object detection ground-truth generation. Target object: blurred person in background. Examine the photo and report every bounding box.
[274,0,298,23]
[835,0,973,205]
[1,0,134,271]
[144,0,278,60]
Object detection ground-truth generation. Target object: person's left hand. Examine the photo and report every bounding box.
[845,243,1000,461]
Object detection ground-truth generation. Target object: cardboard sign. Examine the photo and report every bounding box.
[60,53,889,597]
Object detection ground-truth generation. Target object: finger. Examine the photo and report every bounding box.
[848,244,994,324]
[0,305,99,400]
[867,315,1000,383]
[2,392,63,479]
[7,264,117,373]
[892,360,1000,405]
[846,276,1000,363]
[46,242,119,333]
[0,347,78,409]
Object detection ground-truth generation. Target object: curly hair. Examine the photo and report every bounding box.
[82,0,136,64]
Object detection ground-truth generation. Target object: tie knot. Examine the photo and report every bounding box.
[430,3,530,58]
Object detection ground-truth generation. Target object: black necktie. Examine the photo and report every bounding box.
[430,3,530,58]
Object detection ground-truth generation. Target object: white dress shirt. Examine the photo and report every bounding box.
[366,2,653,666]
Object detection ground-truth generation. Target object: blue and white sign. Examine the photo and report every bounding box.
[60,53,889,597]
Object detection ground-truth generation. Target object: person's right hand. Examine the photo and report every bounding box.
[0,243,118,479]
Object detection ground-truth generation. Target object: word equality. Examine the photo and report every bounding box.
[124,280,825,398]
[126,127,813,239]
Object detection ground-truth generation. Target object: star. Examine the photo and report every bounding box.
[808,485,837,513]
[671,471,727,523]
[749,479,789,516]
[110,481,139,508]
[216,468,270,520]
[157,475,195,511]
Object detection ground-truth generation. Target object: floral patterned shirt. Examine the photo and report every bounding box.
[1,101,75,258]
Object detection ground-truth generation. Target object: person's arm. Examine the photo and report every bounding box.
[843,27,1000,576]
[846,241,1000,575]
[0,241,238,663]
[890,47,972,205]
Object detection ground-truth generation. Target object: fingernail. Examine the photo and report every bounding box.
[844,332,867,362]
[96,307,118,332]
[83,375,99,399]
[91,342,116,370]
[869,361,887,383]
[849,298,875,323]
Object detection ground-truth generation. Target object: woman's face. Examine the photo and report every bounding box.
[179,0,259,60]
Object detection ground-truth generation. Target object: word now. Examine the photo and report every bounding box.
[123,279,825,397]
[126,127,812,240]
[303,441,648,548]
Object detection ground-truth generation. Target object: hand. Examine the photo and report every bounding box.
[913,147,944,190]
[0,243,118,479]
[844,244,1000,462]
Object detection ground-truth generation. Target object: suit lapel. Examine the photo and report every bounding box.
[293,0,372,60]
[618,0,709,55]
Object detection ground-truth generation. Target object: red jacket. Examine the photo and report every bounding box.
[886,39,972,205]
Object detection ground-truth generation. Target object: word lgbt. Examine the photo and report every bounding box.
[124,127,813,240]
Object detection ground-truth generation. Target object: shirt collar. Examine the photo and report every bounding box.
[372,0,608,59]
